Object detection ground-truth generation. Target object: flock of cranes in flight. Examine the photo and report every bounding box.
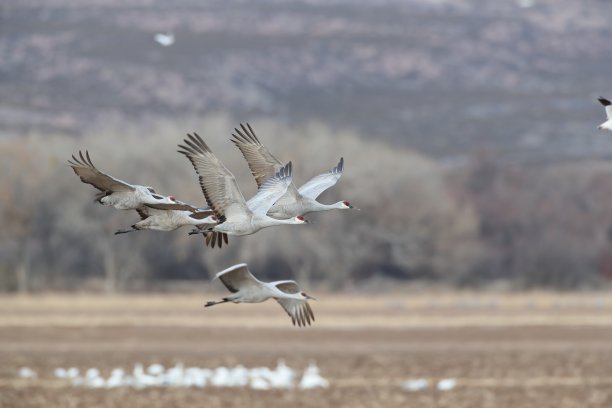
[69,123,357,327]
[68,98,612,326]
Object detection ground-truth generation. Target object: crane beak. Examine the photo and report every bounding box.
[306,294,316,300]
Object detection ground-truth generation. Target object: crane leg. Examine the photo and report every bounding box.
[204,298,230,307]
[114,227,138,235]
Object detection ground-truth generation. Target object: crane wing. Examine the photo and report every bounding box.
[246,162,293,216]
[135,208,150,220]
[599,97,612,119]
[68,150,135,193]
[298,157,344,200]
[214,263,263,293]
[144,201,199,212]
[178,133,250,222]
[232,123,301,207]
[189,209,215,219]
[275,297,315,327]
[202,231,229,248]
[231,123,285,187]
[272,280,301,294]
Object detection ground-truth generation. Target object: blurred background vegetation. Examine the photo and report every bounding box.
[2,0,612,292]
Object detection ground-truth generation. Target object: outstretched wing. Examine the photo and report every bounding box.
[599,97,612,119]
[178,133,249,222]
[203,231,229,248]
[68,150,135,193]
[231,123,301,207]
[298,157,344,200]
[273,280,315,327]
[189,209,215,219]
[135,208,150,220]
[275,298,315,328]
[188,207,224,249]
[231,123,285,187]
[272,280,301,294]
[144,200,199,212]
[246,162,293,215]
[214,263,263,293]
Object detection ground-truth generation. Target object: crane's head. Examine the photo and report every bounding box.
[339,200,358,210]
[301,291,316,300]
[169,195,177,202]
[294,215,310,224]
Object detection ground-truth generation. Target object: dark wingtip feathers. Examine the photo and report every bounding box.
[202,232,228,249]
[231,122,260,145]
[282,161,292,178]
[210,232,217,248]
[599,97,611,106]
[68,150,97,171]
[181,132,210,155]
[269,162,293,183]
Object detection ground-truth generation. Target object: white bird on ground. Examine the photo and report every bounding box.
[132,363,160,388]
[249,366,272,382]
[85,368,101,380]
[66,367,80,379]
[205,263,316,327]
[437,378,457,391]
[401,378,429,392]
[68,150,176,210]
[54,368,67,379]
[228,365,250,387]
[106,368,127,388]
[154,32,175,47]
[269,359,294,389]
[147,364,164,376]
[178,133,309,237]
[184,367,209,388]
[299,362,329,389]
[598,97,612,131]
[211,366,230,387]
[18,367,37,379]
[231,123,357,219]
[164,363,185,386]
[85,373,106,388]
[250,376,271,390]
[114,200,228,248]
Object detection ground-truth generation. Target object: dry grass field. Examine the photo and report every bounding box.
[1,292,612,407]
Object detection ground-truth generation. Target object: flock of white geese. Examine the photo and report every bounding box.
[69,123,357,327]
[18,360,330,390]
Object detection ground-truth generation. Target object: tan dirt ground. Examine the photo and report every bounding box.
[1,292,611,408]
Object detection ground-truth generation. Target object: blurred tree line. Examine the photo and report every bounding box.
[1,116,612,292]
